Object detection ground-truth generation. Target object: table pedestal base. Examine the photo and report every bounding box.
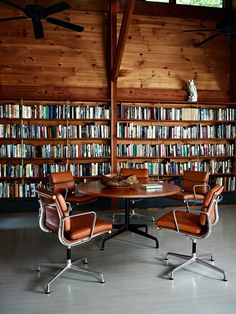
[101,199,159,249]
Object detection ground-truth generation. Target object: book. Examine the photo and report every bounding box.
[140,183,163,190]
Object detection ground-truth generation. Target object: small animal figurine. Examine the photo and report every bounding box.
[187,80,198,102]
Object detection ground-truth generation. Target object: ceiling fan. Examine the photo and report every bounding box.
[184,17,236,47]
[0,0,84,39]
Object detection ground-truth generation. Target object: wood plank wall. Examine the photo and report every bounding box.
[118,15,230,91]
[0,1,232,101]
[0,7,108,90]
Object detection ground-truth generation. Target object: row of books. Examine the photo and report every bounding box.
[0,182,37,198]
[35,144,111,158]
[0,103,110,119]
[67,124,110,139]
[0,164,24,177]
[1,144,24,157]
[67,105,110,120]
[0,143,111,158]
[117,143,235,157]
[0,141,234,159]
[40,162,111,177]
[68,162,111,176]
[199,125,236,139]
[0,158,232,178]
[210,176,235,192]
[68,144,111,158]
[2,103,235,121]
[117,159,233,175]
[118,104,236,121]
[0,124,111,139]
[0,161,111,179]
[117,123,236,139]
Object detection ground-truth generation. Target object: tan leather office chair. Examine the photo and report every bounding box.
[35,188,112,294]
[113,168,155,222]
[168,170,210,210]
[49,171,97,210]
[156,184,227,281]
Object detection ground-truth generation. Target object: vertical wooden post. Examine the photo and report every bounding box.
[109,0,118,211]
[109,0,118,174]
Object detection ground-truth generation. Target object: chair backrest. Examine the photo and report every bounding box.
[182,170,209,194]
[49,171,75,194]
[120,168,149,181]
[35,188,70,234]
[200,184,224,227]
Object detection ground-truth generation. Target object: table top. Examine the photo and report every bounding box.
[78,180,180,199]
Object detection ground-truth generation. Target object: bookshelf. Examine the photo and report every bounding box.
[115,101,236,193]
[0,99,235,200]
[0,100,111,198]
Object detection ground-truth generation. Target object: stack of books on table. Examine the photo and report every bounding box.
[140,183,163,190]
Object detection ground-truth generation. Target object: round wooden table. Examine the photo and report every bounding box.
[78,181,180,249]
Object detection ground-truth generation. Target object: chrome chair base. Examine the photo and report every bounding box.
[165,251,227,281]
[36,256,105,294]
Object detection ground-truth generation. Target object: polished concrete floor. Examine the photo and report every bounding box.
[0,204,236,314]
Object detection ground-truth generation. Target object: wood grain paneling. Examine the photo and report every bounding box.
[0,9,108,90]
[117,88,231,102]
[0,2,233,101]
[118,15,230,92]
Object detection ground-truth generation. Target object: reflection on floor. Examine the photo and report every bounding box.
[0,204,236,314]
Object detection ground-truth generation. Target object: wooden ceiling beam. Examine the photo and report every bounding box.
[109,0,118,81]
[111,0,136,82]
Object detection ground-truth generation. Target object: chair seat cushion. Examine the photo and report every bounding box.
[156,210,203,235]
[66,216,112,241]
[168,191,205,202]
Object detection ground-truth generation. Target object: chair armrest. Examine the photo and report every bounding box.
[65,201,73,212]
[193,184,210,200]
[59,211,97,246]
[172,208,210,233]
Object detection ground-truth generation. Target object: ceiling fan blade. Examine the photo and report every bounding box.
[0,16,28,22]
[0,0,25,12]
[32,18,44,39]
[184,29,215,32]
[44,2,71,17]
[46,17,84,32]
[194,33,221,47]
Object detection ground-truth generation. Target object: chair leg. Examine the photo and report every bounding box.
[46,264,70,294]
[198,253,214,262]
[196,258,228,281]
[71,264,105,284]
[164,239,227,281]
[36,262,65,272]
[170,257,195,280]
[165,252,191,261]
[36,248,104,294]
